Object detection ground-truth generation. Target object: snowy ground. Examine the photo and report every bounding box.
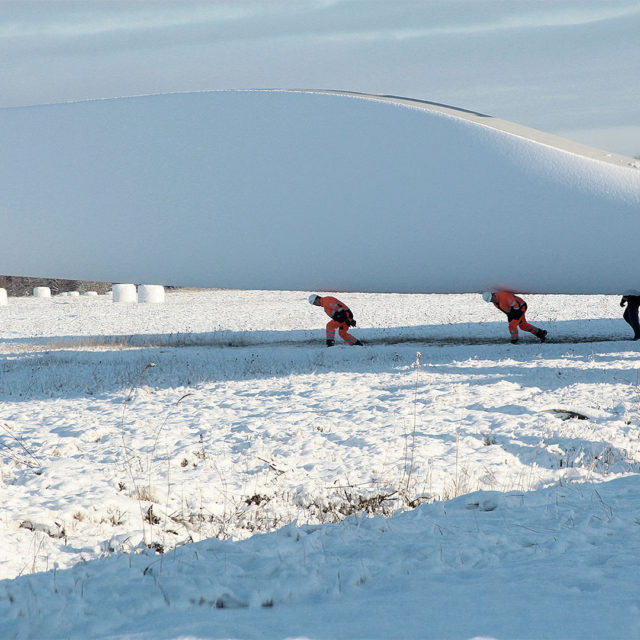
[3,2,640,637]
[1,289,640,638]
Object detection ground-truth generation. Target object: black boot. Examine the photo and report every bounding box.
[353,339,363,346]
[326,339,335,347]
[537,329,547,342]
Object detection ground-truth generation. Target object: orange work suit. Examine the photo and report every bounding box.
[318,296,358,345]
[492,292,539,341]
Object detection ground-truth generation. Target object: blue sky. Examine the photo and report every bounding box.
[1,0,639,156]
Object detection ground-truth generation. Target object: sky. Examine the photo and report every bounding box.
[1,0,639,156]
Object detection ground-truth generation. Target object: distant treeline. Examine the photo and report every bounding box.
[0,276,112,297]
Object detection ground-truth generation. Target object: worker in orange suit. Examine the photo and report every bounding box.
[308,294,363,346]
[482,291,547,344]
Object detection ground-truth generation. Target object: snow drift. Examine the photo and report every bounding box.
[1,89,639,294]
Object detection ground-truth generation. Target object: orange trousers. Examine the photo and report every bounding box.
[326,320,357,344]
[508,314,538,340]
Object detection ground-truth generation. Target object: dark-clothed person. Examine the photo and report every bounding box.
[620,295,640,340]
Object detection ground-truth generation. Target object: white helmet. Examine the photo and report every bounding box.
[482,291,493,303]
[308,294,319,305]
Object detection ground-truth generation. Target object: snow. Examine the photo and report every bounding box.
[1,289,640,638]
[2,2,640,638]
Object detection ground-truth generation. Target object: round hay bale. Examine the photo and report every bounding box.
[138,284,165,304]
[33,286,51,298]
[112,283,137,303]
[0,288,7,305]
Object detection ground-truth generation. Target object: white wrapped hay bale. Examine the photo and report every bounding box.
[83,291,98,296]
[112,283,137,303]
[33,286,51,298]
[0,288,7,305]
[69,291,80,297]
[138,284,165,303]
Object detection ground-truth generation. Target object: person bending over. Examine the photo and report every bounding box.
[308,294,363,346]
[482,291,547,344]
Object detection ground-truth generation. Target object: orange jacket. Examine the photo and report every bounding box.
[319,296,354,324]
[493,292,526,315]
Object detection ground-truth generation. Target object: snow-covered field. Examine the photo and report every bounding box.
[2,289,640,638]
[3,2,640,638]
